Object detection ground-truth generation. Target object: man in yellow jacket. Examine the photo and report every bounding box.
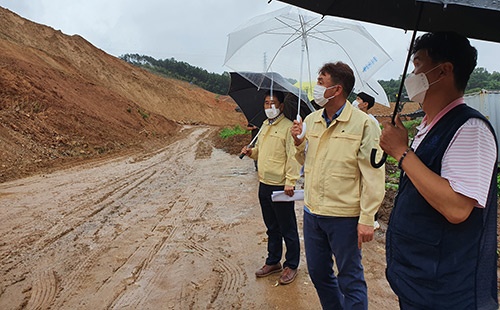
[241,90,301,285]
[291,62,385,309]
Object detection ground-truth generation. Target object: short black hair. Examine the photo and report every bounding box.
[319,62,355,97]
[264,90,285,104]
[357,92,375,110]
[412,32,477,91]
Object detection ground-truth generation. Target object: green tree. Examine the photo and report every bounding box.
[120,54,231,95]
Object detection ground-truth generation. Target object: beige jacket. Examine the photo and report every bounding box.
[250,115,300,187]
[295,102,385,226]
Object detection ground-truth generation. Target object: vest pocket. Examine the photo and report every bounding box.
[391,230,441,287]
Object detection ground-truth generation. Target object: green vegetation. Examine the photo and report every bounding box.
[383,119,422,191]
[138,109,149,119]
[467,68,500,93]
[497,173,500,196]
[402,119,421,139]
[120,54,230,95]
[385,156,400,191]
[386,155,398,165]
[219,125,249,139]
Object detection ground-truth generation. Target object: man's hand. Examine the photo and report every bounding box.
[291,119,304,145]
[380,114,409,159]
[241,146,252,156]
[357,223,374,249]
[284,185,294,197]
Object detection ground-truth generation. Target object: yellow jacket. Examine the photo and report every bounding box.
[295,102,385,226]
[250,115,300,187]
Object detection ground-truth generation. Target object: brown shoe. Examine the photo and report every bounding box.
[278,267,298,285]
[255,263,282,278]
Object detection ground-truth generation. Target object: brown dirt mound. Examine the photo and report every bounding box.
[0,7,246,183]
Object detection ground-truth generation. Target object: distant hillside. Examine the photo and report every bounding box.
[0,7,245,182]
[121,54,230,95]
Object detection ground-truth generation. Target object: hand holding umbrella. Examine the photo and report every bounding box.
[239,131,260,159]
[291,118,305,145]
[379,115,409,161]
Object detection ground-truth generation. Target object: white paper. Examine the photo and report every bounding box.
[271,190,304,202]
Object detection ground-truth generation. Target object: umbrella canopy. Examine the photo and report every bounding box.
[274,0,500,43]
[354,77,390,107]
[224,6,391,100]
[228,71,314,128]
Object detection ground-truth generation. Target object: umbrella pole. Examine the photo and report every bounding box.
[370,3,424,168]
[296,15,307,139]
[239,129,261,159]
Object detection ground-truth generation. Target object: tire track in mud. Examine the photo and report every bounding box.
[50,127,208,308]
[25,270,58,310]
[0,127,212,309]
[110,133,246,309]
[0,168,157,279]
[187,242,245,308]
[108,188,212,308]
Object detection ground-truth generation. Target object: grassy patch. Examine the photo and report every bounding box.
[403,119,421,139]
[497,173,500,196]
[385,156,400,191]
[219,125,249,139]
[137,109,149,119]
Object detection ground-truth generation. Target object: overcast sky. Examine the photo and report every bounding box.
[1,0,500,81]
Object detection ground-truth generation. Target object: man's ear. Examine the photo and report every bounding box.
[441,62,454,77]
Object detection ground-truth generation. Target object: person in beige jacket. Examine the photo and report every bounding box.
[291,62,385,310]
[241,90,301,285]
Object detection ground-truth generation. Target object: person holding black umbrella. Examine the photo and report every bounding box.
[291,62,385,309]
[380,32,498,309]
[241,90,301,285]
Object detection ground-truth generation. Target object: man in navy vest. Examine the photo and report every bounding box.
[380,32,498,309]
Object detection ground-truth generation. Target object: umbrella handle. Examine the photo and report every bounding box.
[370,149,387,168]
[296,115,306,139]
[297,123,306,139]
[239,153,246,159]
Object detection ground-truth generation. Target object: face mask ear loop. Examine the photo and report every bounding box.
[325,85,339,101]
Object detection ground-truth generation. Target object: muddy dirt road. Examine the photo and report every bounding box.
[0,126,398,309]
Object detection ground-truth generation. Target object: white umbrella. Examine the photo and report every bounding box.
[354,77,391,107]
[224,6,392,103]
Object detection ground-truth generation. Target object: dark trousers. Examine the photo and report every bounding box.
[258,182,300,269]
[303,211,367,310]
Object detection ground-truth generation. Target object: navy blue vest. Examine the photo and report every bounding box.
[386,104,498,309]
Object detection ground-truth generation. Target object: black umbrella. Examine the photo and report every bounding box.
[274,0,500,167]
[272,1,500,43]
[228,71,314,129]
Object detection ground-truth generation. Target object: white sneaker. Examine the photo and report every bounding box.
[374,221,381,230]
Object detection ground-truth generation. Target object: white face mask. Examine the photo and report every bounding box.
[265,104,280,119]
[404,64,442,103]
[313,84,337,107]
[352,100,360,109]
